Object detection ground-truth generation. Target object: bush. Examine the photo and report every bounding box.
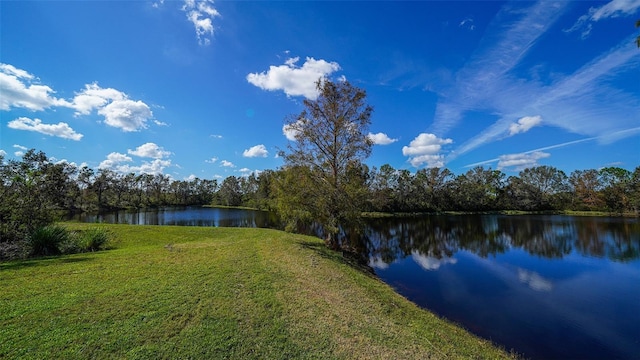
[17,225,113,259]
[80,228,111,252]
[0,241,30,261]
[29,225,69,256]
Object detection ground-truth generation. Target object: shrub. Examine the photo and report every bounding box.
[59,234,83,255]
[29,225,69,256]
[0,241,30,261]
[80,228,111,252]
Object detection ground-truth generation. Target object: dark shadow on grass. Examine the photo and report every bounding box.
[297,240,375,276]
[0,256,95,271]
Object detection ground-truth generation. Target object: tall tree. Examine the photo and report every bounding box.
[217,176,242,207]
[516,166,569,210]
[277,79,373,249]
[599,167,632,213]
[569,169,603,210]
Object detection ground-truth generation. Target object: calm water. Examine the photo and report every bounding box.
[75,208,640,359]
[76,206,276,228]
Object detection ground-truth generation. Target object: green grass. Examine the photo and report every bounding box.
[1,224,514,359]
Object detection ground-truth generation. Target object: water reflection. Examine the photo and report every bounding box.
[74,206,277,229]
[363,215,640,265]
[363,215,640,359]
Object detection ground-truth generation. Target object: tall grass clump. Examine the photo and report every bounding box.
[79,227,112,251]
[28,224,69,256]
[23,225,113,258]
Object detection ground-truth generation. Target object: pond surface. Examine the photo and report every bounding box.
[363,215,640,359]
[74,208,640,359]
[76,206,276,228]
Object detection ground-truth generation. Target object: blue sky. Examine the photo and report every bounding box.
[1,0,639,180]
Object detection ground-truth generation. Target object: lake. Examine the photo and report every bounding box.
[74,207,640,359]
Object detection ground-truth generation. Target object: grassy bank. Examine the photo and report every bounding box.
[1,224,513,359]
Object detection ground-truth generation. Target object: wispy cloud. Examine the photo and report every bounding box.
[181,0,220,46]
[565,0,640,38]
[464,127,640,169]
[459,17,475,31]
[425,0,639,165]
[431,0,569,136]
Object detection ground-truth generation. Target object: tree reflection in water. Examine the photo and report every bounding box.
[360,215,640,266]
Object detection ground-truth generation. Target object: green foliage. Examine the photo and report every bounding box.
[58,227,113,254]
[278,79,374,249]
[78,227,112,251]
[24,225,112,258]
[29,224,69,256]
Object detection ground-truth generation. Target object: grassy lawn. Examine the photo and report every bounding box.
[1,224,514,359]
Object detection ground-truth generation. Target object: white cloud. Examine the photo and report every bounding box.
[0,63,34,80]
[283,120,304,141]
[589,0,640,20]
[71,83,126,115]
[243,144,268,158]
[99,151,171,175]
[368,257,390,270]
[566,0,640,38]
[98,152,133,169]
[98,99,152,132]
[205,157,218,164]
[220,160,235,168]
[72,83,154,132]
[368,132,398,145]
[0,63,71,111]
[497,151,550,171]
[517,268,553,291]
[459,17,475,31]
[210,134,223,139]
[14,151,24,157]
[7,117,83,141]
[13,144,28,151]
[402,133,453,168]
[411,252,457,271]
[0,150,6,157]
[182,0,220,46]
[128,142,171,159]
[509,115,542,136]
[247,57,341,99]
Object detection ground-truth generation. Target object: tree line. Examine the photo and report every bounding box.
[1,148,638,242]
